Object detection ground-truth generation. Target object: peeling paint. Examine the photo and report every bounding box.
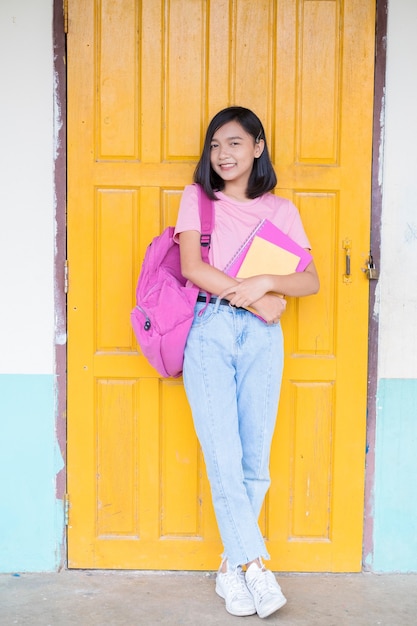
[53,70,63,162]
[378,90,386,188]
[373,281,381,318]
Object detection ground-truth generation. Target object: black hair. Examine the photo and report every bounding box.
[193,106,277,200]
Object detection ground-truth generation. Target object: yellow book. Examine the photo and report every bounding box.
[237,235,302,278]
[225,218,312,278]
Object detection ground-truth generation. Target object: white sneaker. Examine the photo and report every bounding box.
[216,562,257,616]
[245,562,287,618]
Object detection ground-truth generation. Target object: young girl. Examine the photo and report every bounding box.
[174,107,319,618]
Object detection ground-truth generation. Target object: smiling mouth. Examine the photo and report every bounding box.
[220,163,235,169]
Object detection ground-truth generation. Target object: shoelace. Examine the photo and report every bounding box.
[225,566,251,599]
[247,568,277,600]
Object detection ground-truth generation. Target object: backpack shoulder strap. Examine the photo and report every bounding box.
[196,184,214,263]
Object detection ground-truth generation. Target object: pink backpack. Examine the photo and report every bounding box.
[131,185,213,378]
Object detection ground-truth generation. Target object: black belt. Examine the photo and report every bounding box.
[197,294,230,306]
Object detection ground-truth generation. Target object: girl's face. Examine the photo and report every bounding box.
[209,120,264,191]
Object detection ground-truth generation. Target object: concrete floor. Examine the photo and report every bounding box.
[1,570,416,626]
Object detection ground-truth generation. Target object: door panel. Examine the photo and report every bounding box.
[67,0,375,571]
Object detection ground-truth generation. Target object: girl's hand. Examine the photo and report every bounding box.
[219,278,286,324]
[251,293,287,324]
[219,275,272,309]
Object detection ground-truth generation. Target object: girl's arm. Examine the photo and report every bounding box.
[219,259,320,309]
[179,230,288,323]
[179,230,238,294]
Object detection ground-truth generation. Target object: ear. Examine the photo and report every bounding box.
[254,139,265,159]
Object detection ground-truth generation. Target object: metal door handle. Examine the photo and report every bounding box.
[343,239,352,283]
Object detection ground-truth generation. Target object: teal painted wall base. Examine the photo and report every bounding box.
[0,375,64,572]
[372,378,417,572]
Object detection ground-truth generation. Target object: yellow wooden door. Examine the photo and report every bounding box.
[67,0,375,571]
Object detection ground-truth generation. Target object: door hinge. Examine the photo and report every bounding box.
[64,493,70,526]
[64,260,69,293]
[63,0,68,34]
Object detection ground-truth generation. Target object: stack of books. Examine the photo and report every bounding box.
[225,218,312,278]
[224,219,312,321]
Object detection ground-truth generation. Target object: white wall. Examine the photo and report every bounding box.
[0,0,55,375]
[378,0,417,379]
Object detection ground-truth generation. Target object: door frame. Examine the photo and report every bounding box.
[362,0,388,571]
[53,0,387,571]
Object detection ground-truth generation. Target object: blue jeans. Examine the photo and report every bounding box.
[183,299,284,568]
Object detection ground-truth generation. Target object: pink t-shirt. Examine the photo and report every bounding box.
[174,184,311,272]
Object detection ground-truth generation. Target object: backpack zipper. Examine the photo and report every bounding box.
[136,305,151,330]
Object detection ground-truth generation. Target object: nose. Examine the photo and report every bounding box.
[219,145,230,160]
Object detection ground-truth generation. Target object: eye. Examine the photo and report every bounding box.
[210,143,219,150]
